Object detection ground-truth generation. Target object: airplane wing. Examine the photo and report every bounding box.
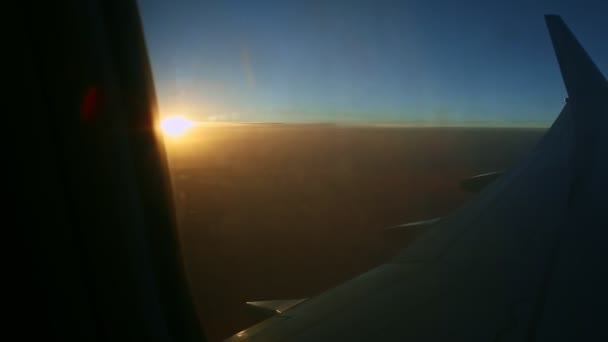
[226,15,607,341]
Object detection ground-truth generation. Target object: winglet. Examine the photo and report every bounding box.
[544,15,608,100]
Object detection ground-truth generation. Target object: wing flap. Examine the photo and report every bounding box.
[246,299,308,315]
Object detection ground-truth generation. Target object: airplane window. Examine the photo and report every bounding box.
[138,1,607,341]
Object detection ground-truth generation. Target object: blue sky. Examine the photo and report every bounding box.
[139,0,607,126]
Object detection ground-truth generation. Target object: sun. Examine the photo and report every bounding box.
[160,116,194,137]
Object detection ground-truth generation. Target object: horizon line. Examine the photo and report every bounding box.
[187,120,551,129]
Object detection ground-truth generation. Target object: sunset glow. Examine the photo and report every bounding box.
[160,116,194,137]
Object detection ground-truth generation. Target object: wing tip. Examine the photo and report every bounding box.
[544,14,566,37]
[544,14,566,31]
[543,13,607,99]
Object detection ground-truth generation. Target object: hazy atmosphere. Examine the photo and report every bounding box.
[163,124,544,340]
